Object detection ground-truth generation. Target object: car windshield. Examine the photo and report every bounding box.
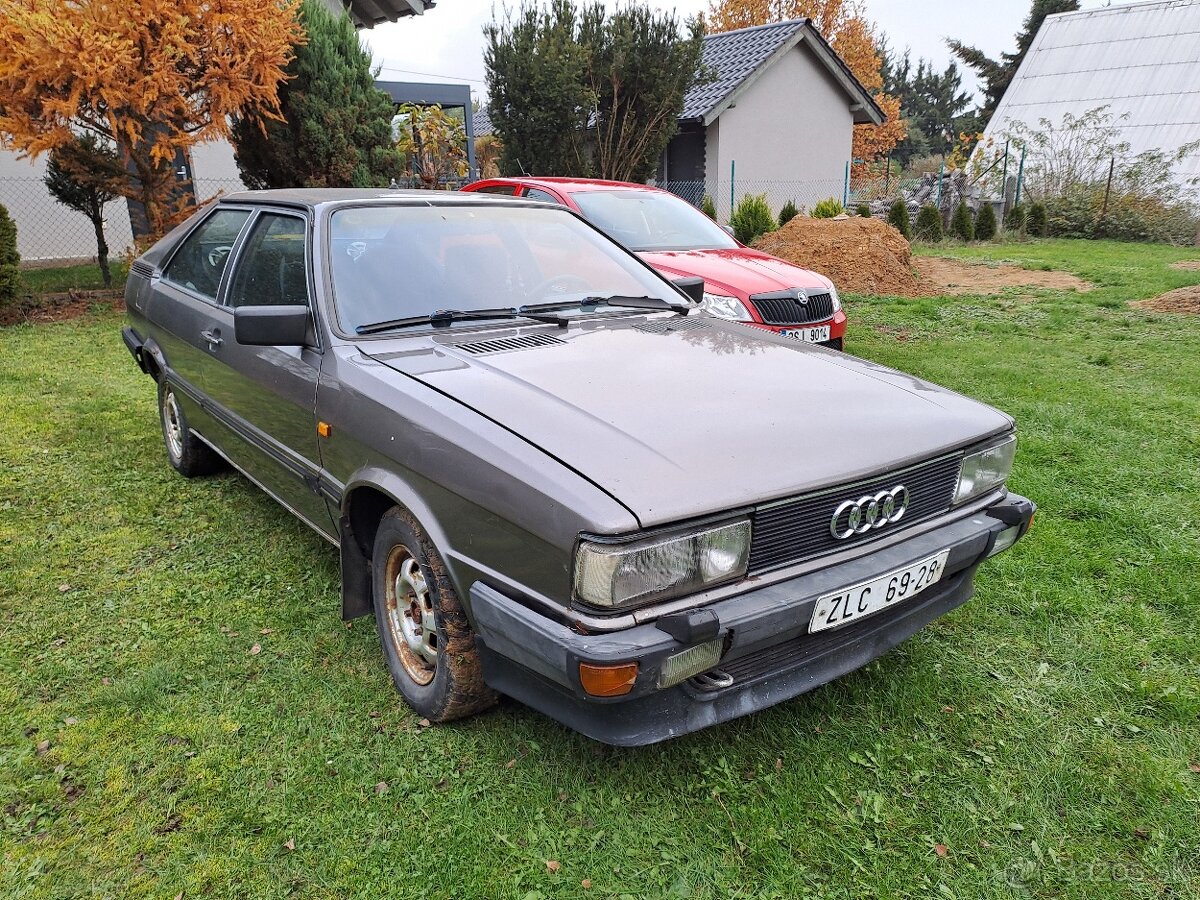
[328,204,678,333]
[571,190,738,252]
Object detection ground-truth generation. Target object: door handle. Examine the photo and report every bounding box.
[201,328,223,348]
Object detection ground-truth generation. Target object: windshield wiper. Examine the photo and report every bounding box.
[524,294,692,315]
[356,306,566,335]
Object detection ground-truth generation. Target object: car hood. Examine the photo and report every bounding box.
[638,248,829,297]
[361,316,1012,529]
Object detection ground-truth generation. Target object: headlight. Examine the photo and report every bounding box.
[954,435,1017,504]
[700,292,752,321]
[827,285,842,312]
[574,520,751,608]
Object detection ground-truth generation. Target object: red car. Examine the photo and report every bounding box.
[461,177,847,349]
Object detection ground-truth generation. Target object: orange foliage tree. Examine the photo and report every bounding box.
[0,0,303,238]
[706,0,905,170]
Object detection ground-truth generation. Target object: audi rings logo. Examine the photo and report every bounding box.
[830,486,909,539]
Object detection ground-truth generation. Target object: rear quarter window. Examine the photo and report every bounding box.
[163,208,252,300]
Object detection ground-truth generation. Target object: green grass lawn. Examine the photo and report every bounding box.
[17,262,127,296]
[2,239,1199,899]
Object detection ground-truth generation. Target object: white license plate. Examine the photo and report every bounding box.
[780,324,831,343]
[809,549,951,633]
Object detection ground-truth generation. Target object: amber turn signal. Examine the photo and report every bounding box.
[578,661,638,697]
[317,421,332,438]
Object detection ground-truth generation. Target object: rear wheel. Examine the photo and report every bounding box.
[371,506,496,722]
[158,380,222,477]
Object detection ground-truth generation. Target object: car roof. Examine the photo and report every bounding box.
[217,187,553,212]
[473,177,671,195]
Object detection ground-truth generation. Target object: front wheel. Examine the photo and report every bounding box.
[371,507,496,722]
[158,380,222,477]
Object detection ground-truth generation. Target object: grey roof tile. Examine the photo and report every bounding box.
[681,19,808,121]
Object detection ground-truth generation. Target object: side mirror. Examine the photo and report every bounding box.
[721,224,735,237]
[234,305,310,346]
[672,276,705,305]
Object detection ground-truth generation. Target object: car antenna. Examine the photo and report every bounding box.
[516,158,529,176]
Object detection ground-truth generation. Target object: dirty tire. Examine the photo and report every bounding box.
[158,380,222,477]
[372,506,497,722]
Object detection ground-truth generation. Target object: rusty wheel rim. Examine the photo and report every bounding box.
[163,389,184,462]
[383,545,437,686]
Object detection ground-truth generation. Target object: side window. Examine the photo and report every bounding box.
[227,214,310,308]
[163,208,251,300]
[475,185,518,196]
[522,188,561,204]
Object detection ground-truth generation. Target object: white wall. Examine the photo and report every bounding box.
[707,39,855,218]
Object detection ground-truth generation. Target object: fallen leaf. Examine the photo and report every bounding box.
[64,717,78,726]
[1188,762,1200,774]
[935,843,949,858]
[284,838,295,851]
[249,644,262,656]
[52,638,67,647]
[58,583,70,593]
[581,879,592,889]
[101,677,112,686]
[505,759,516,769]
[375,781,389,795]
[1008,823,1025,832]
[979,839,992,848]
[557,790,567,802]
[418,718,431,728]
[36,740,51,755]
[545,860,561,873]
[1133,828,1150,841]
[941,705,955,713]
[368,711,381,719]
[260,628,274,635]
[775,758,783,771]
[174,893,183,900]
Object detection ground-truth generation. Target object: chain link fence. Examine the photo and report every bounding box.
[650,174,944,221]
[0,174,249,266]
[0,175,134,264]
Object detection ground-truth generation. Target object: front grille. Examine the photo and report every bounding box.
[749,290,834,325]
[748,454,962,573]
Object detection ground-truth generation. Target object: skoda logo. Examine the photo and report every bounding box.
[795,290,809,305]
[830,486,909,539]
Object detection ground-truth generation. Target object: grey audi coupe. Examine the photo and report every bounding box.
[121,189,1034,745]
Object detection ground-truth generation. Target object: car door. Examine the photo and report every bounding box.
[151,206,253,447]
[214,209,335,538]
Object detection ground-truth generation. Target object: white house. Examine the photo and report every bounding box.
[660,19,884,216]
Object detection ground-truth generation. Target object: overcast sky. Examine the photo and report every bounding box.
[362,0,1124,106]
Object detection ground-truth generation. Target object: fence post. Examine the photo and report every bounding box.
[1000,141,1010,213]
[884,154,891,196]
[1015,146,1026,207]
[843,161,851,208]
[1100,156,1115,222]
[729,160,735,218]
[936,162,945,208]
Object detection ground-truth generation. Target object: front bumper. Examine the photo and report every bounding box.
[471,492,1034,746]
[746,309,847,349]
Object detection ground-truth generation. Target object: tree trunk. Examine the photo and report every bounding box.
[90,208,111,288]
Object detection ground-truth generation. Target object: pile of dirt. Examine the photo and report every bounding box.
[0,290,124,327]
[915,257,1092,294]
[1130,285,1200,315]
[1170,260,1200,271]
[753,217,926,296]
